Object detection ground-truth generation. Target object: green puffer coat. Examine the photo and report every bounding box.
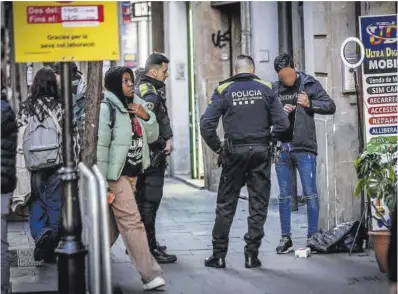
[96,91,159,181]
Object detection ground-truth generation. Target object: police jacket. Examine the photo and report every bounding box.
[200,73,289,153]
[272,72,336,155]
[1,93,18,193]
[135,75,173,151]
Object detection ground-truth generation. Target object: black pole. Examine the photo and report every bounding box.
[277,1,298,211]
[55,62,87,294]
[278,1,293,57]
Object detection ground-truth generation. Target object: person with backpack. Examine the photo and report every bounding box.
[271,53,336,254]
[17,68,81,262]
[53,62,87,152]
[97,66,165,290]
[1,68,18,294]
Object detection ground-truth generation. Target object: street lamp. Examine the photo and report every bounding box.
[55,62,87,294]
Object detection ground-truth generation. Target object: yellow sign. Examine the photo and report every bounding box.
[13,1,120,63]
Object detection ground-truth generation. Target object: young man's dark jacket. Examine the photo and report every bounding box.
[135,75,173,151]
[1,92,18,193]
[200,73,289,153]
[272,71,336,155]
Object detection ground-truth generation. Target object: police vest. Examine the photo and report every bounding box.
[220,79,273,144]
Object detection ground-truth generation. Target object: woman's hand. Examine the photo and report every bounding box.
[128,103,149,120]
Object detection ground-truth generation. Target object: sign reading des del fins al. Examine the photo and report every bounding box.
[359,14,398,143]
[13,1,120,63]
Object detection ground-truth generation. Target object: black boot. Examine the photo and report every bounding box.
[204,255,226,268]
[276,236,293,254]
[156,242,167,252]
[33,230,53,262]
[245,253,262,268]
[126,243,168,256]
[151,248,177,264]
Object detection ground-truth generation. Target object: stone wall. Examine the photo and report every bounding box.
[304,2,359,229]
[191,2,232,191]
[163,2,191,176]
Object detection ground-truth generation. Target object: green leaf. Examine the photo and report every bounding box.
[388,166,396,182]
[354,178,366,196]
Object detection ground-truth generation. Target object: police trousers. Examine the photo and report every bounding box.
[212,144,271,258]
[136,160,167,250]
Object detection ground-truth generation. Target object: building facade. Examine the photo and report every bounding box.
[2,1,396,229]
[156,1,397,229]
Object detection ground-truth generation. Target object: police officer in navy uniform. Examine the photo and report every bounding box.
[53,61,83,95]
[200,55,290,269]
[135,53,177,264]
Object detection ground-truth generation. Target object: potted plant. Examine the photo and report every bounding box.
[354,144,397,273]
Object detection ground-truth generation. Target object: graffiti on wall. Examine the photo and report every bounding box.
[211,29,231,49]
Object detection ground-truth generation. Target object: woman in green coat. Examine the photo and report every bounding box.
[97,66,165,290]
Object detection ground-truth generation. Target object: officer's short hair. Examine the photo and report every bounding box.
[234,55,255,72]
[274,53,294,73]
[145,53,170,73]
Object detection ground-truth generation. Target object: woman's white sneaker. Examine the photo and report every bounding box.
[143,276,166,291]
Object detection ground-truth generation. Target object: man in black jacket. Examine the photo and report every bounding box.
[200,55,289,268]
[271,54,336,254]
[135,53,176,264]
[1,68,18,294]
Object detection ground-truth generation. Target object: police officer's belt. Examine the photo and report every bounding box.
[230,138,269,146]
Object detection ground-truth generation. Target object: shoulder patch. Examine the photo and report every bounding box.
[217,81,233,94]
[254,79,272,89]
[139,83,157,97]
[146,102,155,111]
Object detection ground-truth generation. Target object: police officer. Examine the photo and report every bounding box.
[200,55,289,269]
[135,53,177,264]
[53,61,83,95]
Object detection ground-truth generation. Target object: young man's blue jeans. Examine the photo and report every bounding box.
[275,143,319,238]
[29,168,62,248]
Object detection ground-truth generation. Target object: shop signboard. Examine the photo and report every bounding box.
[359,14,397,231]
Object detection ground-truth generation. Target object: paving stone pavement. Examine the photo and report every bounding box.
[9,178,390,294]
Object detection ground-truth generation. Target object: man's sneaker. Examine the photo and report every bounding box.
[204,255,226,268]
[143,276,165,291]
[151,248,177,264]
[276,236,293,254]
